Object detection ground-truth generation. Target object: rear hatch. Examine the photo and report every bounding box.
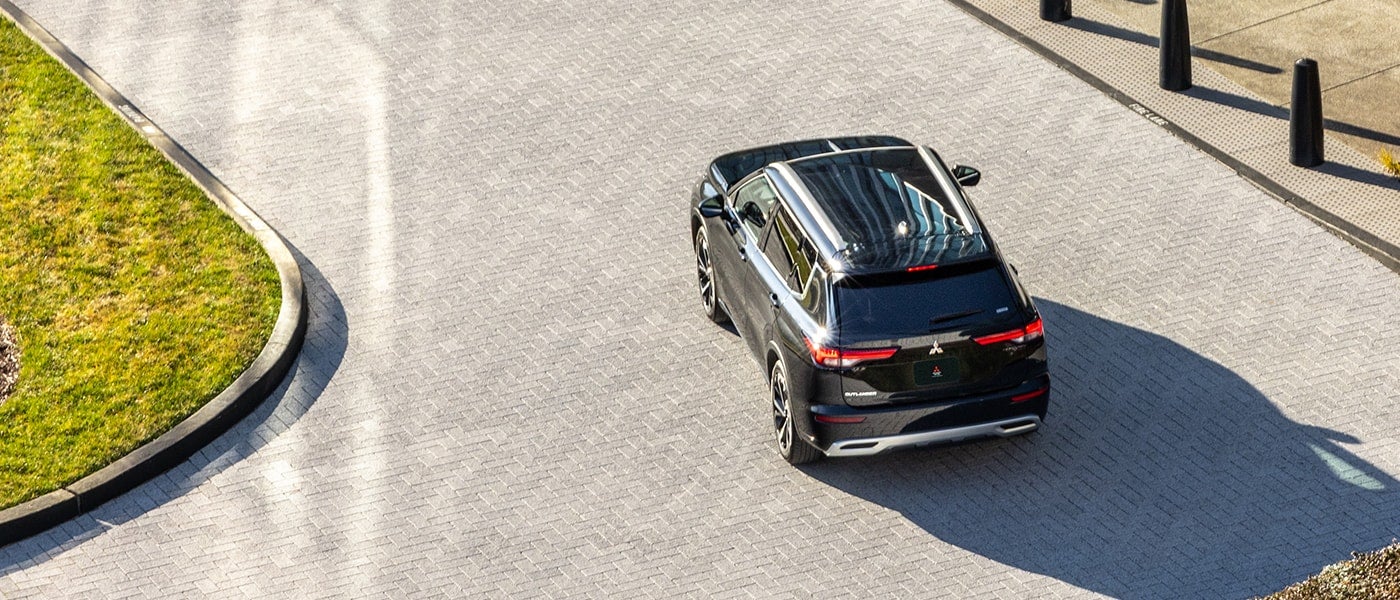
[832,260,1040,407]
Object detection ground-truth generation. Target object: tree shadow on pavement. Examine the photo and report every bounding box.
[800,300,1398,599]
[0,247,348,573]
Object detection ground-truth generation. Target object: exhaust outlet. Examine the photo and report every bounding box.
[998,420,1039,436]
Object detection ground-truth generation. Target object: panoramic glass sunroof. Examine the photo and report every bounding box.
[788,149,966,246]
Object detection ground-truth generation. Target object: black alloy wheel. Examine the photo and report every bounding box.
[695,229,728,324]
[771,362,820,465]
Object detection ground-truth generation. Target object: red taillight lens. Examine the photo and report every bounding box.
[814,414,867,424]
[974,317,1045,346]
[805,337,841,365]
[906,264,939,272]
[803,336,898,368]
[1011,387,1048,403]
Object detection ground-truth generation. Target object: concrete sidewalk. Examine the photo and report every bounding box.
[957,0,1400,270]
[1086,0,1400,161]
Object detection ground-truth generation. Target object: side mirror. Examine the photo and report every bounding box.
[698,196,724,218]
[953,165,981,187]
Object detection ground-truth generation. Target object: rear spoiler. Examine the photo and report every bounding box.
[835,233,992,279]
[834,256,1000,286]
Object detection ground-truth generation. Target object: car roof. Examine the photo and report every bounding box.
[708,136,911,192]
[741,145,992,275]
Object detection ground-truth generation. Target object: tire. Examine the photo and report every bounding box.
[694,228,729,325]
[771,361,821,465]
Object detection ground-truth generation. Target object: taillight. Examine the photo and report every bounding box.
[803,336,898,368]
[974,317,1044,345]
[906,264,939,272]
[1011,387,1048,403]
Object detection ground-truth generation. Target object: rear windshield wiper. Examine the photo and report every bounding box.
[928,309,982,328]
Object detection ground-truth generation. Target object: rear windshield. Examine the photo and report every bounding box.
[835,265,1020,340]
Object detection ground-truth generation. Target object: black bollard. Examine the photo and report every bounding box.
[1041,0,1071,22]
[1159,0,1192,91]
[1290,58,1324,167]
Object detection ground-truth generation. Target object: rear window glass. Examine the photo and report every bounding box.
[835,265,1018,339]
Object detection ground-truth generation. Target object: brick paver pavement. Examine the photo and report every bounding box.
[2,0,1398,598]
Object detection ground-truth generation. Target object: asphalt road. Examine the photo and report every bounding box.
[2,0,1398,597]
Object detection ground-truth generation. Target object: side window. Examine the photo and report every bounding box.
[732,176,779,239]
[794,241,816,291]
[762,208,815,294]
[761,213,795,285]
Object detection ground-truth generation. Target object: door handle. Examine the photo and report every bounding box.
[769,293,780,307]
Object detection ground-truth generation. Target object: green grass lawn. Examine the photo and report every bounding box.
[0,17,280,508]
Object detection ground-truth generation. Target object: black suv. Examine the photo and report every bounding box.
[690,137,1048,464]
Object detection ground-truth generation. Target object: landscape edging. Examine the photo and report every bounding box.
[0,1,308,546]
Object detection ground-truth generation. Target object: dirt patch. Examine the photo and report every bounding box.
[0,316,18,404]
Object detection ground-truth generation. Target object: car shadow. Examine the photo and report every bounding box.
[0,247,348,572]
[798,300,1397,598]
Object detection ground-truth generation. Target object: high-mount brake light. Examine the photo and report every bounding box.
[973,317,1045,345]
[906,264,939,272]
[803,336,898,368]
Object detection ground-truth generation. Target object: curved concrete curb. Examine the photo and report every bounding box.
[0,2,308,546]
[944,0,1400,274]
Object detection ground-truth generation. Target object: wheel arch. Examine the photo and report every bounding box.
[766,339,824,464]
[765,343,783,381]
[768,338,823,451]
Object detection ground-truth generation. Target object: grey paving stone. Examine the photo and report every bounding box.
[0,0,1397,598]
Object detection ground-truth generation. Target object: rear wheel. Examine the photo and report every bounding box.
[694,229,728,324]
[771,362,821,465]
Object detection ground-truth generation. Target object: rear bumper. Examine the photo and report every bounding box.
[807,374,1049,456]
[822,415,1041,457]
